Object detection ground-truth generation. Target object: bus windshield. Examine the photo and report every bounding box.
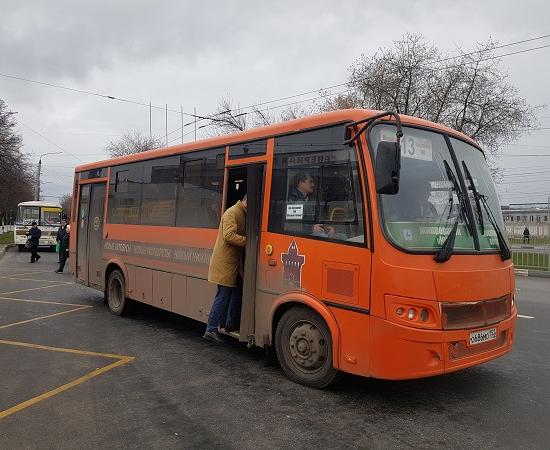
[41,208,62,226]
[16,206,40,225]
[16,205,62,226]
[370,124,495,252]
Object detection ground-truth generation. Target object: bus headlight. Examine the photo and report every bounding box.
[385,295,440,329]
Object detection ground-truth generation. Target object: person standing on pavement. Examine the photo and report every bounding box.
[523,226,530,244]
[26,221,42,263]
[55,219,70,273]
[203,194,247,343]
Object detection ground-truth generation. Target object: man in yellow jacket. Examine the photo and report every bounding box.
[203,195,247,343]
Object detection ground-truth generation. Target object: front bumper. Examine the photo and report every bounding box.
[369,312,516,380]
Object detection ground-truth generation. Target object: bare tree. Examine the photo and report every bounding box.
[105,130,163,158]
[343,33,538,155]
[206,97,250,135]
[0,99,35,224]
[208,98,310,136]
[59,193,72,220]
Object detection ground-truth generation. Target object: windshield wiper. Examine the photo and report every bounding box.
[462,162,510,260]
[462,161,484,235]
[434,160,474,263]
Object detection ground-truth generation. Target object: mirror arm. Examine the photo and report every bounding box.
[344,111,403,146]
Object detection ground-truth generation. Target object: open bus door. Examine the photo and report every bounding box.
[225,164,264,345]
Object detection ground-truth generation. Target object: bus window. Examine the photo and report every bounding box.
[108,162,144,224]
[17,206,39,225]
[269,126,365,244]
[41,208,62,225]
[175,148,224,229]
[141,156,180,226]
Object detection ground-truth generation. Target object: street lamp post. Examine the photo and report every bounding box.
[36,152,62,201]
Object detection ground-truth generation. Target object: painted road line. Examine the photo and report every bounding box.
[0,270,52,276]
[0,305,92,330]
[0,275,73,284]
[518,314,535,319]
[0,296,91,308]
[0,283,73,297]
[0,339,134,420]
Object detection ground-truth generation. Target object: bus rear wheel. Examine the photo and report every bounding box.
[275,306,337,388]
[107,270,129,316]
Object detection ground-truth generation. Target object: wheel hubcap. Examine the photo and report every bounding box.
[289,322,327,372]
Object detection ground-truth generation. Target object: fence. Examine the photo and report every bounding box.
[512,250,550,271]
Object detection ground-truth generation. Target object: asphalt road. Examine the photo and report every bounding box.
[0,247,549,449]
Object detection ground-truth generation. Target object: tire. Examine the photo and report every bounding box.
[275,306,338,388]
[106,269,129,316]
[17,245,24,252]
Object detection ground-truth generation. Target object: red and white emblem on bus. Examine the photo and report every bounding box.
[281,240,305,288]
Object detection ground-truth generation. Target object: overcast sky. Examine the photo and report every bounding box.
[1,0,549,206]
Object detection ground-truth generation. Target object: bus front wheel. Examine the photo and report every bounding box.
[107,270,129,316]
[275,306,337,388]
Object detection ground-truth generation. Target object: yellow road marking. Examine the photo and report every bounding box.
[0,270,52,277]
[0,296,90,308]
[0,283,72,297]
[0,339,132,360]
[0,306,91,330]
[0,270,135,421]
[0,339,134,420]
[0,275,73,284]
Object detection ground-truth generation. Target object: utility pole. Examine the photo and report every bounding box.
[36,152,62,201]
[36,158,41,201]
[149,102,152,139]
[194,107,197,141]
[165,104,168,146]
[181,105,184,144]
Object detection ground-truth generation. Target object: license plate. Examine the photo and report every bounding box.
[469,327,497,346]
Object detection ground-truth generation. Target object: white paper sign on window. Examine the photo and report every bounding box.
[286,203,304,220]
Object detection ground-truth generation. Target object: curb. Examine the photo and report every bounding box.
[0,244,15,260]
[514,268,550,278]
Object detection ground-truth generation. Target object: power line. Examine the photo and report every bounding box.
[3,33,550,128]
[18,120,84,163]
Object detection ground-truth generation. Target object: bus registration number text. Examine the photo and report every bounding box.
[469,327,497,346]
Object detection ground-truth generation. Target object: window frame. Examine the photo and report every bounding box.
[268,124,368,248]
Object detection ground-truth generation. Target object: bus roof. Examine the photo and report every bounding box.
[75,109,480,172]
[18,201,62,208]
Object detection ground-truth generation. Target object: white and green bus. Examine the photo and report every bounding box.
[14,201,62,251]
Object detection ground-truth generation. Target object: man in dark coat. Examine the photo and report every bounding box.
[26,221,42,263]
[523,227,530,244]
[55,219,70,273]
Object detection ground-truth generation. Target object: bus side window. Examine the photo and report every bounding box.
[268,126,366,245]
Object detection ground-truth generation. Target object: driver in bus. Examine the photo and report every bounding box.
[288,172,335,237]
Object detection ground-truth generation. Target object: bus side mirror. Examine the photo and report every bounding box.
[375,141,401,194]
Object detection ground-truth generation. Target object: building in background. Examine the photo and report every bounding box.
[502,203,550,238]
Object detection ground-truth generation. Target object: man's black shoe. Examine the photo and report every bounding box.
[203,331,224,344]
[36,255,41,262]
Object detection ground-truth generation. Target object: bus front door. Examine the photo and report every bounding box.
[225,164,264,344]
[76,182,106,288]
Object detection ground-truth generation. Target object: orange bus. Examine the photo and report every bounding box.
[71,109,516,388]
